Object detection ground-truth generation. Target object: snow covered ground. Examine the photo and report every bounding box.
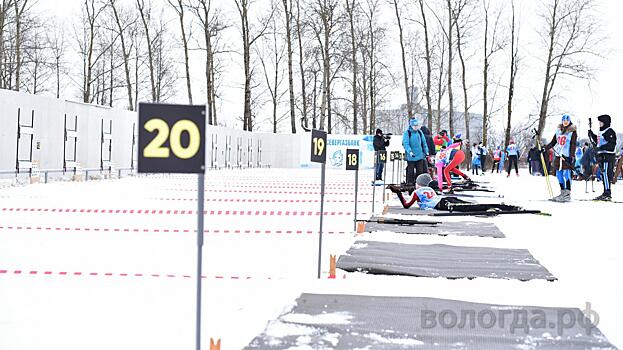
[0,168,621,349]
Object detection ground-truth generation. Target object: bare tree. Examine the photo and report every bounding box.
[77,0,108,103]
[310,0,342,133]
[0,0,13,89]
[481,0,504,146]
[294,0,308,129]
[136,0,157,102]
[190,0,226,125]
[535,0,601,136]
[46,21,66,98]
[168,0,192,104]
[392,0,412,119]
[446,0,454,135]
[417,0,433,129]
[453,0,474,142]
[345,0,358,134]
[504,0,520,148]
[258,5,287,133]
[110,0,135,110]
[152,14,177,102]
[281,0,296,133]
[234,0,274,131]
[364,0,385,134]
[12,0,28,90]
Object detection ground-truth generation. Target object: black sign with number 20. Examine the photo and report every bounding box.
[138,103,206,174]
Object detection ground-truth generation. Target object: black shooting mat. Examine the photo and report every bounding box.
[245,293,616,349]
[364,216,505,238]
[336,241,556,281]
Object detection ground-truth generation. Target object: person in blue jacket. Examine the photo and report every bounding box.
[402,117,429,185]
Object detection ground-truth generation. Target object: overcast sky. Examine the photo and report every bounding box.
[34,0,623,137]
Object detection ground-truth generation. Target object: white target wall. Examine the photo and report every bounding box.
[1,89,399,173]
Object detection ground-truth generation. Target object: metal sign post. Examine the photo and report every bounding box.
[372,152,377,214]
[346,149,359,230]
[137,103,206,350]
[310,129,327,279]
[379,150,387,204]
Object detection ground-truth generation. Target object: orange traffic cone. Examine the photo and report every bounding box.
[329,255,336,279]
[210,338,221,350]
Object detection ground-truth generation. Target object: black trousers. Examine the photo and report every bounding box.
[507,155,519,174]
[479,155,486,171]
[598,153,615,194]
[491,160,499,173]
[436,197,521,212]
[406,159,429,185]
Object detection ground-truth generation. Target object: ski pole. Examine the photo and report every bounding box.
[532,129,554,198]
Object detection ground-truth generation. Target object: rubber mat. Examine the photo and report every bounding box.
[336,241,556,281]
[245,293,616,349]
[364,216,505,238]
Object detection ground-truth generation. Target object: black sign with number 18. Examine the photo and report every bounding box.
[346,149,359,171]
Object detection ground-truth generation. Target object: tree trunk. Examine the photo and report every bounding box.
[482,3,489,146]
[283,0,296,133]
[14,0,23,91]
[537,0,558,138]
[174,0,193,104]
[455,14,470,143]
[346,0,358,134]
[137,0,157,102]
[419,0,433,129]
[393,0,412,118]
[504,0,517,148]
[361,43,368,134]
[111,0,134,110]
[56,56,60,98]
[447,0,454,136]
[295,0,308,128]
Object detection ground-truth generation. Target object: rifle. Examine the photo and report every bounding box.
[430,209,550,217]
[361,217,441,226]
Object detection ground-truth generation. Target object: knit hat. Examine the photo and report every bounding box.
[562,114,571,123]
[409,118,419,127]
[416,173,432,187]
[376,128,383,135]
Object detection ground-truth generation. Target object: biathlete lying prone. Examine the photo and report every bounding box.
[388,173,521,212]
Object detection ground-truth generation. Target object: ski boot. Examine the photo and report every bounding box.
[552,190,571,202]
[593,192,612,201]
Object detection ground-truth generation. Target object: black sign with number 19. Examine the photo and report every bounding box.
[310,129,327,164]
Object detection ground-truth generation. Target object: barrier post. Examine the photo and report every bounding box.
[137,103,206,350]
[346,149,359,231]
[310,129,327,279]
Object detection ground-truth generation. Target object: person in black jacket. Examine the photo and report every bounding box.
[588,114,617,201]
[373,128,390,181]
[420,125,436,171]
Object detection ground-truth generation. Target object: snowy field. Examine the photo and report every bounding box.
[0,168,621,349]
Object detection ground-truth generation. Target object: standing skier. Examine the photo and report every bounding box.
[588,114,617,201]
[543,114,578,202]
[491,146,501,173]
[478,142,487,174]
[471,143,480,175]
[402,118,429,185]
[506,140,520,177]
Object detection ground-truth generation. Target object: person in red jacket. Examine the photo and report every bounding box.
[433,130,450,152]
